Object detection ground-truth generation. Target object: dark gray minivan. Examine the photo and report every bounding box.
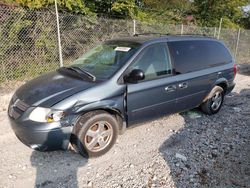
[8,35,236,157]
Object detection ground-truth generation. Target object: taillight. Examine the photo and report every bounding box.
[233,64,237,77]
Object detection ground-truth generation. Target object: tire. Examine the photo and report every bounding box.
[72,110,119,158]
[201,86,225,115]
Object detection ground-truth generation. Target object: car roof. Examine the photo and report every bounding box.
[108,35,219,45]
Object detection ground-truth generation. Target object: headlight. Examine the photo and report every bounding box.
[29,107,65,123]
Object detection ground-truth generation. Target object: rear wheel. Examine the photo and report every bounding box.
[72,111,119,158]
[201,86,224,115]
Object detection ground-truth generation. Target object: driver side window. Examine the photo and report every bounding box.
[130,43,171,81]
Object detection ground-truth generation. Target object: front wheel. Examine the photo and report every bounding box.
[73,111,119,158]
[201,86,224,115]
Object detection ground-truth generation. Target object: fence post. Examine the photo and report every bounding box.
[214,27,217,37]
[234,28,241,61]
[133,20,136,35]
[181,24,184,35]
[55,0,63,67]
[217,18,223,39]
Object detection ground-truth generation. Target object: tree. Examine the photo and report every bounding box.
[135,0,192,24]
[241,10,250,29]
[2,0,91,14]
[2,0,250,28]
[193,0,249,28]
[111,0,138,18]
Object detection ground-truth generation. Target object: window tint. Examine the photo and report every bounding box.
[129,43,171,80]
[168,40,232,74]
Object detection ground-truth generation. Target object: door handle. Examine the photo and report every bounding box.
[165,85,176,92]
[178,82,188,89]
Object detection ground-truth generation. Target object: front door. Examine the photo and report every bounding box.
[126,43,177,125]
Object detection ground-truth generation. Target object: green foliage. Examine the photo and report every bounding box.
[241,10,250,29]
[3,0,250,28]
[193,0,249,28]
[5,0,91,14]
[0,8,61,83]
[136,0,192,24]
[111,0,138,18]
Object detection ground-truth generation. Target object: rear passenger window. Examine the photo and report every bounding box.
[168,40,232,74]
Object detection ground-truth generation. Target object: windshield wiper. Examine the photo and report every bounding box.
[71,66,96,81]
[62,66,96,81]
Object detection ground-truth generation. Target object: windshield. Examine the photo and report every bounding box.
[71,41,140,80]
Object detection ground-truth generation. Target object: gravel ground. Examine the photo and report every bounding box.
[0,73,249,188]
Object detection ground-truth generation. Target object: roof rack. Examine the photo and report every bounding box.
[133,32,169,37]
[133,32,214,38]
[175,33,213,37]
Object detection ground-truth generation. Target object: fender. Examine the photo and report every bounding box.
[213,77,229,88]
[74,98,124,117]
[75,100,124,114]
[71,95,126,132]
[203,78,228,102]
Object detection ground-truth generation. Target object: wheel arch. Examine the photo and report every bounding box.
[69,106,126,153]
[215,82,228,94]
[203,79,228,102]
[72,100,126,134]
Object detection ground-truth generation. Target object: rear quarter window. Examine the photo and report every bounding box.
[168,40,232,74]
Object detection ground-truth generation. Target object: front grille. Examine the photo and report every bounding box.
[8,97,30,119]
[15,99,29,111]
[8,107,21,119]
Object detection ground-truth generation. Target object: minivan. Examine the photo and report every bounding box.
[8,35,236,157]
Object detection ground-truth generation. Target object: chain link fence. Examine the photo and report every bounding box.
[0,5,250,89]
[59,14,133,66]
[0,5,133,86]
[0,6,59,85]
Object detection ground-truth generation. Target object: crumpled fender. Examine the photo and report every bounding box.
[72,95,125,119]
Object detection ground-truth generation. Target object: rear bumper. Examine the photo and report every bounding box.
[9,117,72,151]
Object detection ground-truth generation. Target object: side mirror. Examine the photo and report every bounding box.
[124,69,145,83]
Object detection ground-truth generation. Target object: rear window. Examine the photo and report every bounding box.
[168,40,232,74]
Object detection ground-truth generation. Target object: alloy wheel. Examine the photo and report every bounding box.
[211,91,222,111]
[84,121,113,152]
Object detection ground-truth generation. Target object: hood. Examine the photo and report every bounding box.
[15,70,96,107]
